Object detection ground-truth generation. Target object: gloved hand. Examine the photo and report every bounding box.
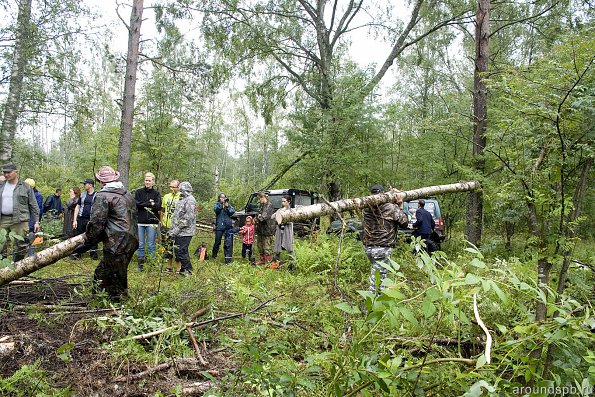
[72,244,86,255]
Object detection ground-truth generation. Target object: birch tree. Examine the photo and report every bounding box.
[188,0,474,199]
[0,0,89,163]
[0,0,32,161]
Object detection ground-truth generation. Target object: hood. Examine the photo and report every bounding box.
[179,181,193,197]
[101,181,125,192]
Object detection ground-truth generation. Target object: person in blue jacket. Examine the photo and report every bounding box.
[212,192,235,259]
[412,199,436,253]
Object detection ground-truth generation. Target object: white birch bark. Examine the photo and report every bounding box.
[0,234,86,287]
[0,0,32,161]
[274,181,480,224]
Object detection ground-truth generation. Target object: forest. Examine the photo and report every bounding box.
[0,0,593,395]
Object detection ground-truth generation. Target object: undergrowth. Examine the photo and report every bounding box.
[7,232,595,396]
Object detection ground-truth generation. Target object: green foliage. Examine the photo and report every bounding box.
[0,361,74,397]
[305,249,593,396]
[485,26,595,253]
[2,2,594,395]
[5,229,593,395]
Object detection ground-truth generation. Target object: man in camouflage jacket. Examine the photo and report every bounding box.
[255,191,276,264]
[82,166,138,300]
[362,185,408,295]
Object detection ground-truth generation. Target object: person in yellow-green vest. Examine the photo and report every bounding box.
[160,179,180,272]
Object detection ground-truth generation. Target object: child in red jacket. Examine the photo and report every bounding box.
[239,216,255,261]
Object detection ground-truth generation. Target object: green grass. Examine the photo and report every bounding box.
[17,231,595,396]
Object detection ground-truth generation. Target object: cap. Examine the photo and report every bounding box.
[370,185,385,194]
[24,178,36,188]
[1,163,17,172]
[81,178,94,185]
[95,166,120,183]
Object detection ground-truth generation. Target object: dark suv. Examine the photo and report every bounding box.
[232,189,320,236]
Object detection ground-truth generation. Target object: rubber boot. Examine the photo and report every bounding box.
[137,257,145,271]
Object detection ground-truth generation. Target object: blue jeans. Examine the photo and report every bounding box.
[138,224,158,259]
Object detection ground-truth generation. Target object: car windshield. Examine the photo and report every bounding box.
[407,200,438,219]
[246,194,284,211]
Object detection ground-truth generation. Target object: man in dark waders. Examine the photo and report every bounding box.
[76,166,138,300]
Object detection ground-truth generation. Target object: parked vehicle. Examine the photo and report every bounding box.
[326,218,364,239]
[232,189,320,237]
[400,198,445,241]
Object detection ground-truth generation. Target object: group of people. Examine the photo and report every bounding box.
[0,161,434,300]
[0,163,198,300]
[210,191,295,268]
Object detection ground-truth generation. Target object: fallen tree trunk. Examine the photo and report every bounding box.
[0,182,479,286]
[0,234,86,287]
[275,181,480,224]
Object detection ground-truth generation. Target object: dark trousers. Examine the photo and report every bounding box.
[93,239,138,300]
[223,233,234,264]
[241,243,253,259]
[415,233,436,253]
[174,235,193,273]
[212,229,226,258]
[76,216,98,259]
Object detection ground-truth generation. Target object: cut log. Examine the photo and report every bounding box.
[0,234,86,287]
[274,181,480,224]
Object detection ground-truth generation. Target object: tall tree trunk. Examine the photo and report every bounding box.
[555,158,592,298]
[465,0,489,246]
[0,0,32,162]
[525,194,551,323]
[117,0,144,188]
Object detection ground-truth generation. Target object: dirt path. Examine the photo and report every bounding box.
[0,278,227,396]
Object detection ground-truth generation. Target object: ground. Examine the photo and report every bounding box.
[0,227,331,397]
[0,273,230,396]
